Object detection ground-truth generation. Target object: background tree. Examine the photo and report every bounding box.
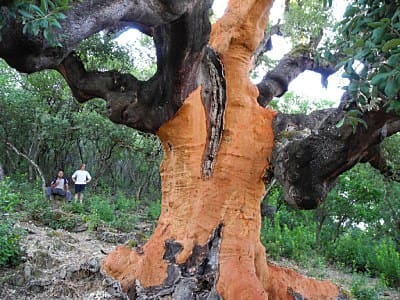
[1,0,399,298]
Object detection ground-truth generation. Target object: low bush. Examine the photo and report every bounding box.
[0,179,24,266]
[327,230,400,287]
[261,213,316,261]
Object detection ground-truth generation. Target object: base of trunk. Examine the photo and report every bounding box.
[104,223,347,300]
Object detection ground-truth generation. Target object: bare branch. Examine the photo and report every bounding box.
[2,140,46,198]
[257,45,337,107]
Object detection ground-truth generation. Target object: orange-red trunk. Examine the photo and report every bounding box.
[103,0,341,299]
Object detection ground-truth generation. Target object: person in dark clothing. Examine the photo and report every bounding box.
[46,169,72,203]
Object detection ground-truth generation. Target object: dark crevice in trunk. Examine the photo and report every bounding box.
[132,224,223,299]
[201,47,226,179]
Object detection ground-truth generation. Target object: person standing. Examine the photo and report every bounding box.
[71,163,92,203]
[46,169,72,203]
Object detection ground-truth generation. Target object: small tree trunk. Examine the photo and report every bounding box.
[3,140,46,198]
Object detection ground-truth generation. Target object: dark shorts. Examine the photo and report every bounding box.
[75,184,86,193]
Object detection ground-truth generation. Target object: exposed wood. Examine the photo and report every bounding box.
[104,0,342,298]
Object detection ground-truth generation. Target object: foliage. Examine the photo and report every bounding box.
[0,59,162,202]
[351,275,383,300]
[0,178,24,267]
[77,30,157,80]
[145,199,161,221]
[262,163,400,287]
[269,91,335,114]
[282,0,333,46]
[0,0,70,46]
[335,0,400,111]
[261,213,316,261]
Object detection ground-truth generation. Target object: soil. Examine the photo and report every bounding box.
[0,221,398,299]
[0,220,141,300]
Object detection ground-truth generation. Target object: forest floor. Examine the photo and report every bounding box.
[0,219,398,299]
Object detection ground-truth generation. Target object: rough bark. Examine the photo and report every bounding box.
[103,1,342,299]
[1,0,397,298]
[257,45,336,107]
[271,105,400,209]
[0,0,208,72]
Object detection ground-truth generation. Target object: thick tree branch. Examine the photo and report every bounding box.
[0,0,208,72]
[257,45,337,107]
[362,143,400,182]
[271,105,400,209]
[54,0,213,133]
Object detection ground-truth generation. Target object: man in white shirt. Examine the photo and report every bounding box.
[46,169,72,202]
[72,163,92,203]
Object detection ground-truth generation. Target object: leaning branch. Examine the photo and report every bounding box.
[257,45,337,106]
[56,0,213,133]
[0,0,204,72]
[3,140,46,198]
[361,143,400,183]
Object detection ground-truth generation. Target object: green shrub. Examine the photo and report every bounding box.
[114,192,138,212]
[327,231,400,287]
[89,196,115,223]
[111,213,139,232]
[0,220,24,266]
[0,179,24,266]
[326,230,373,272]
[145,200,161,221]
[351,275,381,300]
[371,239,400,287]
[261,213,316,261]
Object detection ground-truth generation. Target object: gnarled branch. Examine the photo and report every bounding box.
[257,45,337,107]
[272,106,400,209]
[54,0,213,133]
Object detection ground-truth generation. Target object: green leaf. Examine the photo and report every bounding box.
[344,5,357,18]
[370,72,391,86]
[49,18,62,29]
[39,19,49,29]
[17,9,34,19]
[30,4,45,17]
[387,54,400,67]
[382,39,400,52]
[384,78,400,98]
[367,21,384,28]
[40,0,48,12]
[336,118,345,128]
[347,109,363,118]
[43,28,50,41]
[371,27,386,44]
[31,22,40,36]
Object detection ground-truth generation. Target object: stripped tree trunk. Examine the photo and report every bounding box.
[103,1,342,298]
